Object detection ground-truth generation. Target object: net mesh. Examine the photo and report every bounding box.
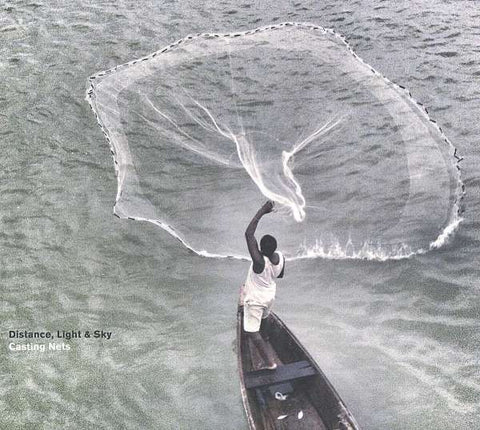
[86,22,464,260]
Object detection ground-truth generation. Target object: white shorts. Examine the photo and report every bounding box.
[243,302,272,333]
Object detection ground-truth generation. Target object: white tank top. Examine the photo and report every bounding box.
[244,252,284,306]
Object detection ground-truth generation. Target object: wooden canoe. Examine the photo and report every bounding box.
[237,307,361,429]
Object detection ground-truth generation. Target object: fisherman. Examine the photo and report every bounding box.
[240,200,285,370]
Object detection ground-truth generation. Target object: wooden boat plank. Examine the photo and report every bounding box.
[245,361,317,389]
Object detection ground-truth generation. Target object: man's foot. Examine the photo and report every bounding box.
[265,362,277,370]
[259,361,277,371]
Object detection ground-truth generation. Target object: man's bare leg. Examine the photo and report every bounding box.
[248,332,277,370]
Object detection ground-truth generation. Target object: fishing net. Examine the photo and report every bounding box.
[86,23,463,260]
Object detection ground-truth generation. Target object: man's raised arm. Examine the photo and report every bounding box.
[245,201,274,273]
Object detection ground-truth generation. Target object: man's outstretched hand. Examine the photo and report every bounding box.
[259,200,275,215]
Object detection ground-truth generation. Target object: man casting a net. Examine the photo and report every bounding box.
[240,200,285,370]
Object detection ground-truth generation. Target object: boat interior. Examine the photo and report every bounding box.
[239,309,355,430]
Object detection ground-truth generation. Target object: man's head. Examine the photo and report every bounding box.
[260,235,277,257]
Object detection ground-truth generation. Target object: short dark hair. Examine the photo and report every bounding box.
[260,235,277,257]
